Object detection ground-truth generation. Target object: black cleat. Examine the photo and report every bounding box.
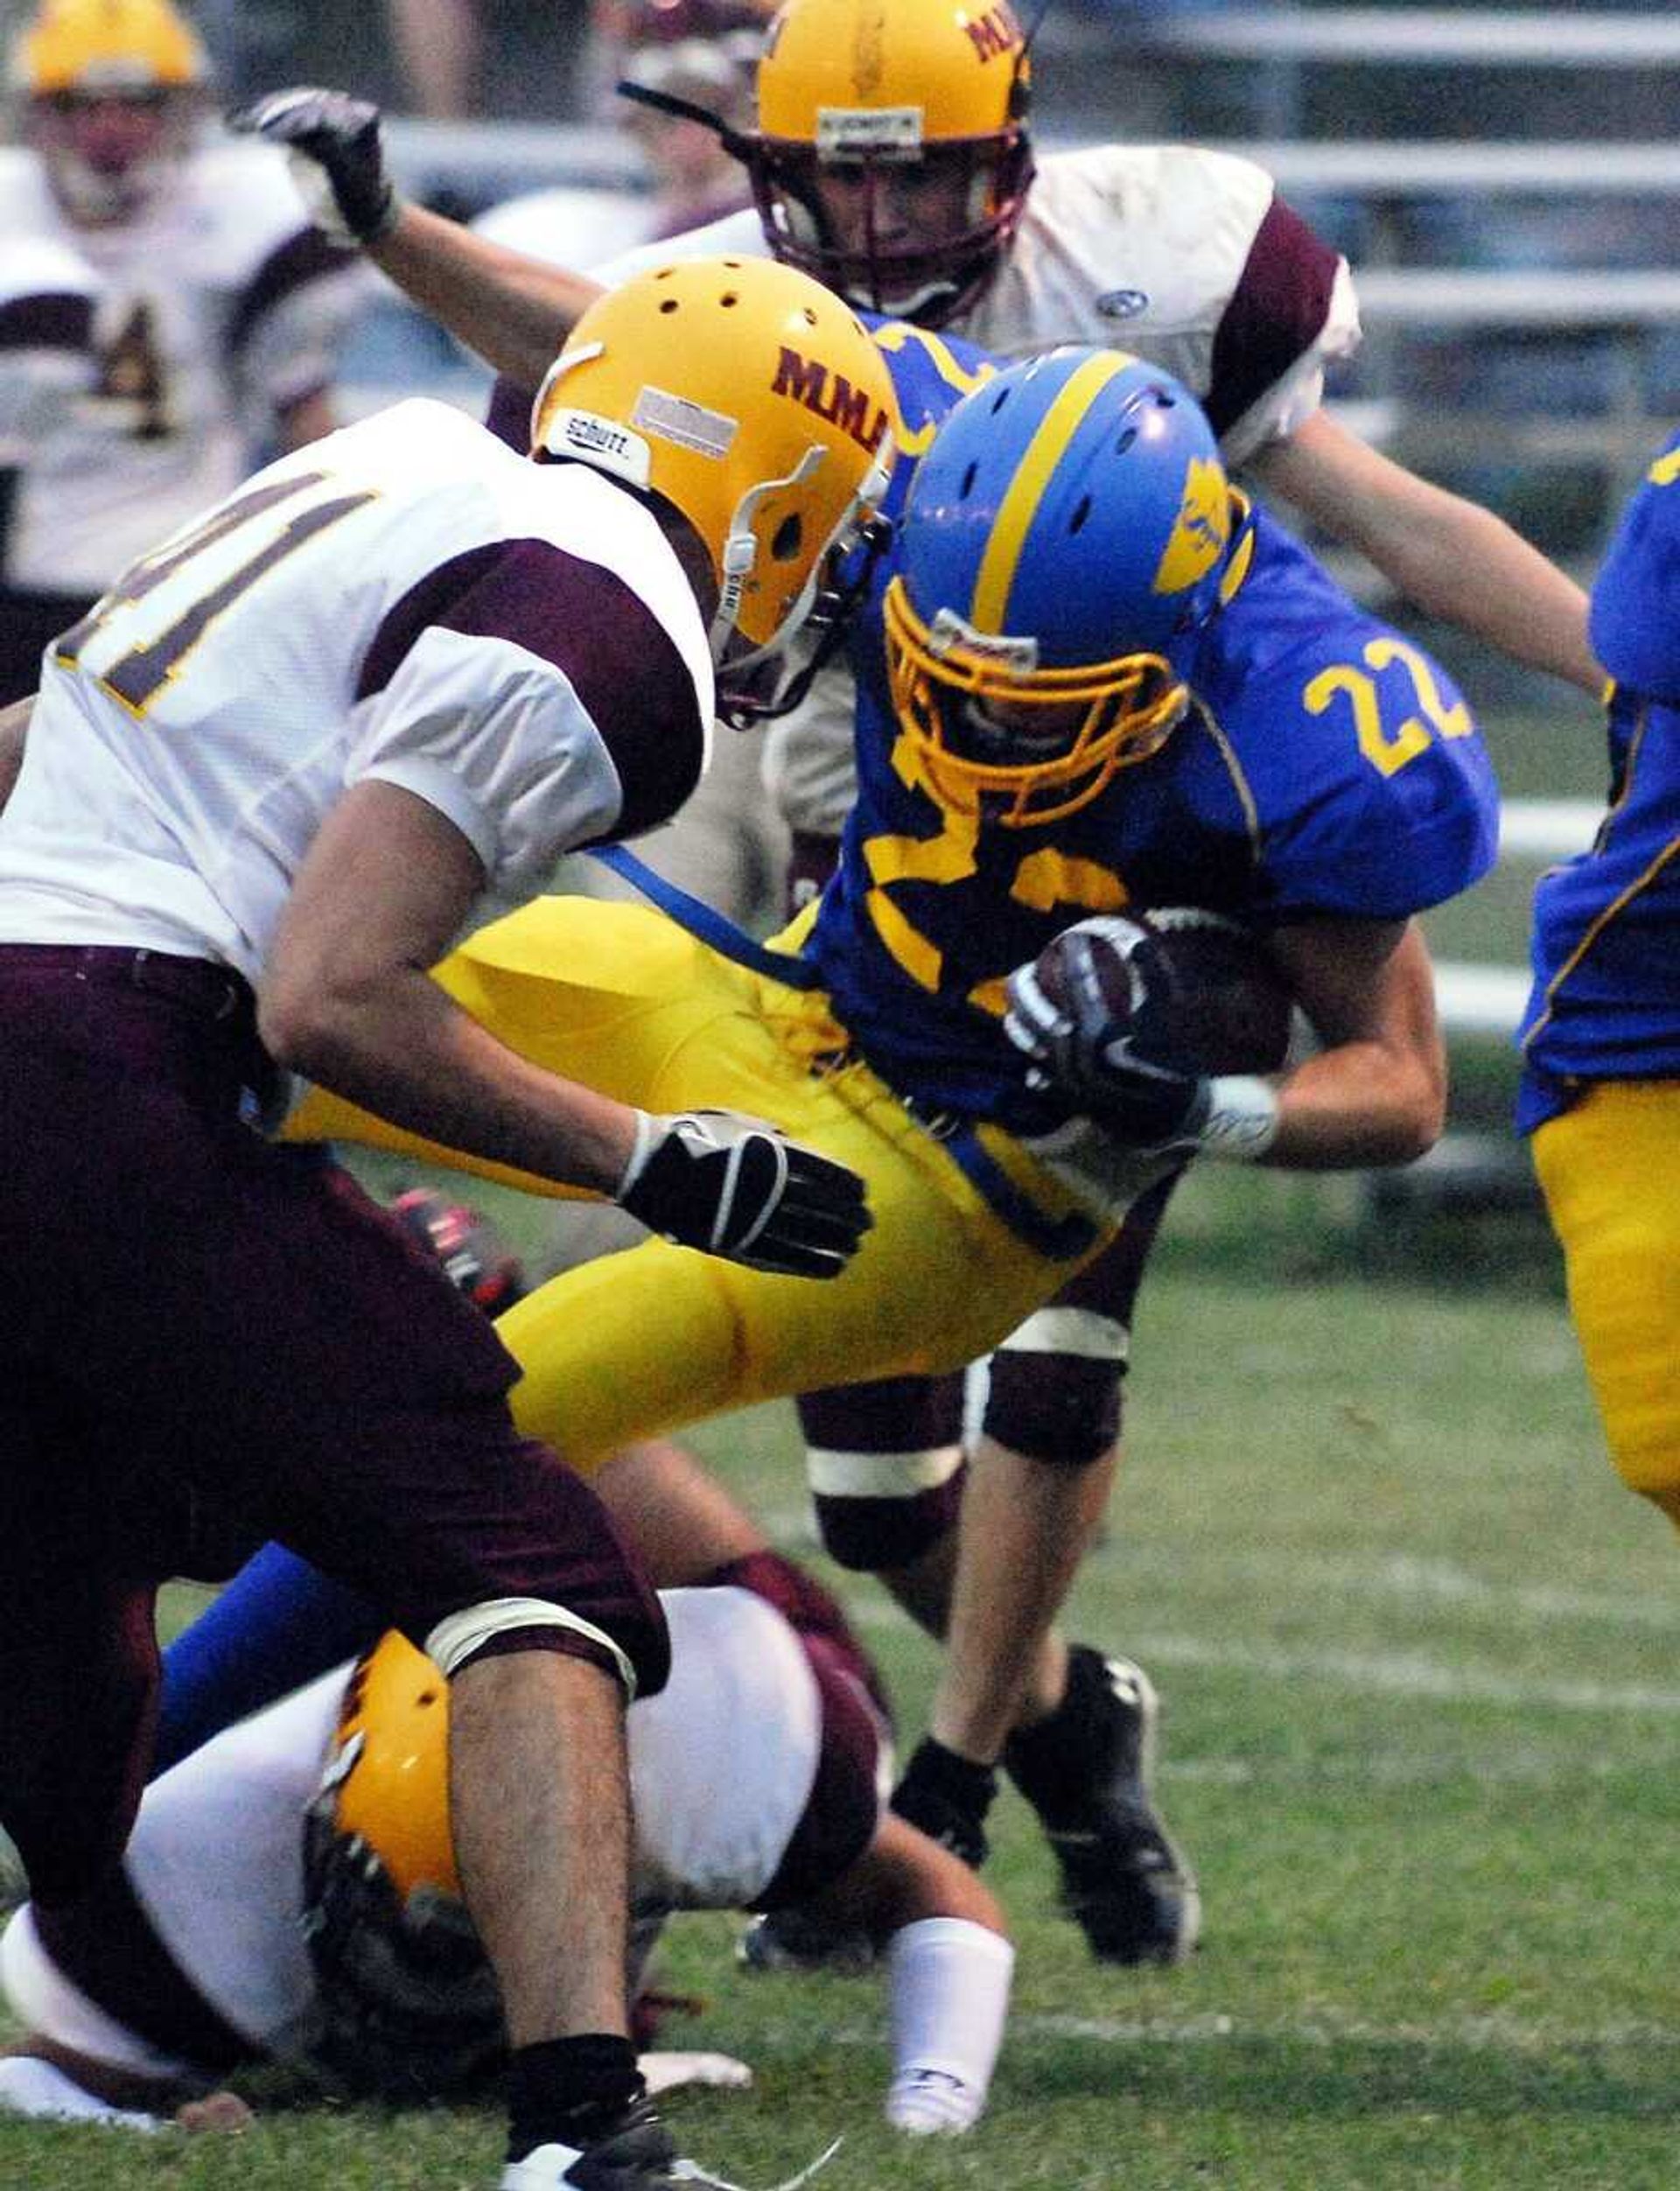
[501,2096,684,2190]
[1004,1647,1200,1965]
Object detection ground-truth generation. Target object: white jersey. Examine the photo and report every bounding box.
[594,142,1360,467]
[0,136,368,597]
[592,141,1362,836]
[0,1586,844,2081]
[0,398,715,980]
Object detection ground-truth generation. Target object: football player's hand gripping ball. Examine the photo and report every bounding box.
[617,1110,872,1279]
[1004,915,1215,1154]
[228,86,398,247]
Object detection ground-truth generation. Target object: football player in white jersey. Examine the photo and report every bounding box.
[225,0,1600,1976]
[0,0,368,703]
[0,1450,1013,2142]
[0,255,889,2191]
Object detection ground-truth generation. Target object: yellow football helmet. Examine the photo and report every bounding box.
[322,1631,458,1900]
[534,256,895,710]
[10,0,208,224]
[746,0,1034,324]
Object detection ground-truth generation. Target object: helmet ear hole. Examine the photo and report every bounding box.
[771,512,804,562]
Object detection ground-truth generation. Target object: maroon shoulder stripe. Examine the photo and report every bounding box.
[356,536,704,842]
[225,228,358,363]
[1205,192,1341,441]
[0,290,94,355]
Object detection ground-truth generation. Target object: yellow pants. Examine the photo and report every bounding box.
[290,897,1101,1471]
[1531,1080,1680,1528]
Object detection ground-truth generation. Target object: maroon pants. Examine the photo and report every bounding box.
[0,945,668,1906]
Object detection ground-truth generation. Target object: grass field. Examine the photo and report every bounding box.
[8,710,1675,2189]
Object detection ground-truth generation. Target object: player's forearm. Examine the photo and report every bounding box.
[1263,1036,1446,1169]
[369,204,606,388]
[259,964,637,1196]
[1359,491,1602,697]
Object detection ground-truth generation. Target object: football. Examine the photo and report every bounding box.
[1026,906,1294,1076]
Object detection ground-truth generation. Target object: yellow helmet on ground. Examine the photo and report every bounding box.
[323,1631,458,1900]
[11,0,208,224]
[746,0,1034,324]
[534,254,895,705]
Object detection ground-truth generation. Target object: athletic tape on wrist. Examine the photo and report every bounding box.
[1200,1075,1282,1161]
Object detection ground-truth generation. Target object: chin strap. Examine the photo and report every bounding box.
[616,78,754,164]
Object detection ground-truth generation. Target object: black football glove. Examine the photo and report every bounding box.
[1004,918,1214,1154]
[228,87,399,247]
[300,1804,504,2100]
[616,1109,871,1280]
[890,1737,998,1872]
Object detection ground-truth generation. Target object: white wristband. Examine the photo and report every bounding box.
[1200,1074,1282,1161]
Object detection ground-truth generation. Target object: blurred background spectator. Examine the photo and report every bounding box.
[0,0,367,701]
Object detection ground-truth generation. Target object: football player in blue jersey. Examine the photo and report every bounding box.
[1520,431,1680,1540]
[156,340,1498,2004]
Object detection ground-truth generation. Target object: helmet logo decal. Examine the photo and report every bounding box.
[773,346,891,454]
[928,606,1038,672]
[964,3,1025,62]
[630,386,738,459]
[816,104,923,160]
[1152,456,1230,596]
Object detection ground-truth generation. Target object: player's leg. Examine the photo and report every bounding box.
[1531,1082,1680,1524]
[790,1175,1199,1963]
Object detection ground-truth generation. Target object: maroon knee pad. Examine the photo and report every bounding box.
[800,1370,966,1574]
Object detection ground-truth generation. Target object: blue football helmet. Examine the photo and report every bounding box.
[883,346,1232,825]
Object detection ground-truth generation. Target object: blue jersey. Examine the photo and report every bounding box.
[794,323,1500,1132]
[1518,430,1680,1132]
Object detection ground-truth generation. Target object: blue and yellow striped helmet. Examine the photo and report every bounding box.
[884,346,1230,825]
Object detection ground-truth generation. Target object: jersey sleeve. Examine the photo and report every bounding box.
[1235,650,1501,920]
[1589,430,1680,704]
[209,145,370,429]
[1206,186,1359,466]
[0,237,97,451]
[346,536,706,894]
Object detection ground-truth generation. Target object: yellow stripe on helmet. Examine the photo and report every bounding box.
[970,349,1132,634]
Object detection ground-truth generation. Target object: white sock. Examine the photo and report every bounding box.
[885,1916,1014,2133]
[0,2054,162,2132]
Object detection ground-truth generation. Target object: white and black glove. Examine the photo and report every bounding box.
[616,1109,871,1280]
[228,86,400,248]
[1004,921,1278,1162]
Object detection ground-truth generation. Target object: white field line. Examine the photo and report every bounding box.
[1168,1743,1680,1785]
[840,1602,1680,1713]
[756,2010,1680,2054]
[1134,1550,1680,1633]
[1117,1634,1680,1716]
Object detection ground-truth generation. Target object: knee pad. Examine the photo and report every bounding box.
[801,1372,965,1573]
[984,1304,1128,1466]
